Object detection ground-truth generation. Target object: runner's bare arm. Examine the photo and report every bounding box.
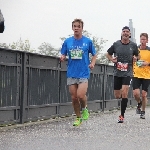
[91,55,97,65]
[106,43,117,63]
[89,55,97,69]
[106,53,117,63]
[133,45,141,61]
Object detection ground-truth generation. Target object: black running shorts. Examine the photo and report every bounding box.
[114,76,131,90]
[132,77,150,92]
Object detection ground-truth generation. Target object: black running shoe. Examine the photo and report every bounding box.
[136,102,142,114]
[140,111,145,119]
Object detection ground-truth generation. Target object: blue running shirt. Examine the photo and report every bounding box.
[61,36,96,78]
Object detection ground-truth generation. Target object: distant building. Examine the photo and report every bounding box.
[129,19,136,43]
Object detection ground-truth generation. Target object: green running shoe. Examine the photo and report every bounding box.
[73,118,82,126]
[82,108,89,120]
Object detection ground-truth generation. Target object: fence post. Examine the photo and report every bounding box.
[20,52,27,124]
[57,59,61,115]
[102,65,106,111]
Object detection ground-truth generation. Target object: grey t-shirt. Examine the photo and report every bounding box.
[107,40,139,77]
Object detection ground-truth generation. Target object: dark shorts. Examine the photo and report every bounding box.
[132,77,150,92]
[114,76,131,90]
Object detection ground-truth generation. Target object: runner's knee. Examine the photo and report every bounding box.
[133,90,139,97]
[77,94,85,100]
[71,96,78,101]
[141,91,147,99]
[114,93,121,99]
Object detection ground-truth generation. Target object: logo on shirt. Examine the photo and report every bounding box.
[83,43,87,46]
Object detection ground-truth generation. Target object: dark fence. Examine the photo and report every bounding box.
[0,48,150,125]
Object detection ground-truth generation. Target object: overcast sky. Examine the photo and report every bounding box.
[0,0,150,52]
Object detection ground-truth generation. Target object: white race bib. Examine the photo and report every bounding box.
[117,62,128,71]
[70,50,83,59]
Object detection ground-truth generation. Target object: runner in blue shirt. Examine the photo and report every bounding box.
[60,18,97,126]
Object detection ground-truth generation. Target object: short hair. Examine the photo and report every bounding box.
[72,18,84,29]
[140,33,148,39]
[122,26,130,31]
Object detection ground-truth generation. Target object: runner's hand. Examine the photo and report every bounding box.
[60,55,66,61]
[133,55,137,62]
[89,63,95,69]
[141,61,149,66]
[111,56,117,63]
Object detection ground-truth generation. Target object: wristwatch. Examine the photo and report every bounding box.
[148,63,150,66]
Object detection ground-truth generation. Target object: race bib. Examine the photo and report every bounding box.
[117,62,128,71]
[70,50,83,59]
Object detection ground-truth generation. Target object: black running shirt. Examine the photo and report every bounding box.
[107,40,139,77]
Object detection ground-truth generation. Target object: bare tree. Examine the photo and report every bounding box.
[38,42,59,56]
[0,38,36,53]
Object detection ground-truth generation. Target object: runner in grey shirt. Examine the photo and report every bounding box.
[106,26,140,123]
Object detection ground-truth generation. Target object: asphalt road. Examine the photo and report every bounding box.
[0,108,150,150]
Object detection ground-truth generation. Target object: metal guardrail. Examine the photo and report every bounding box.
[0,48,149,125]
